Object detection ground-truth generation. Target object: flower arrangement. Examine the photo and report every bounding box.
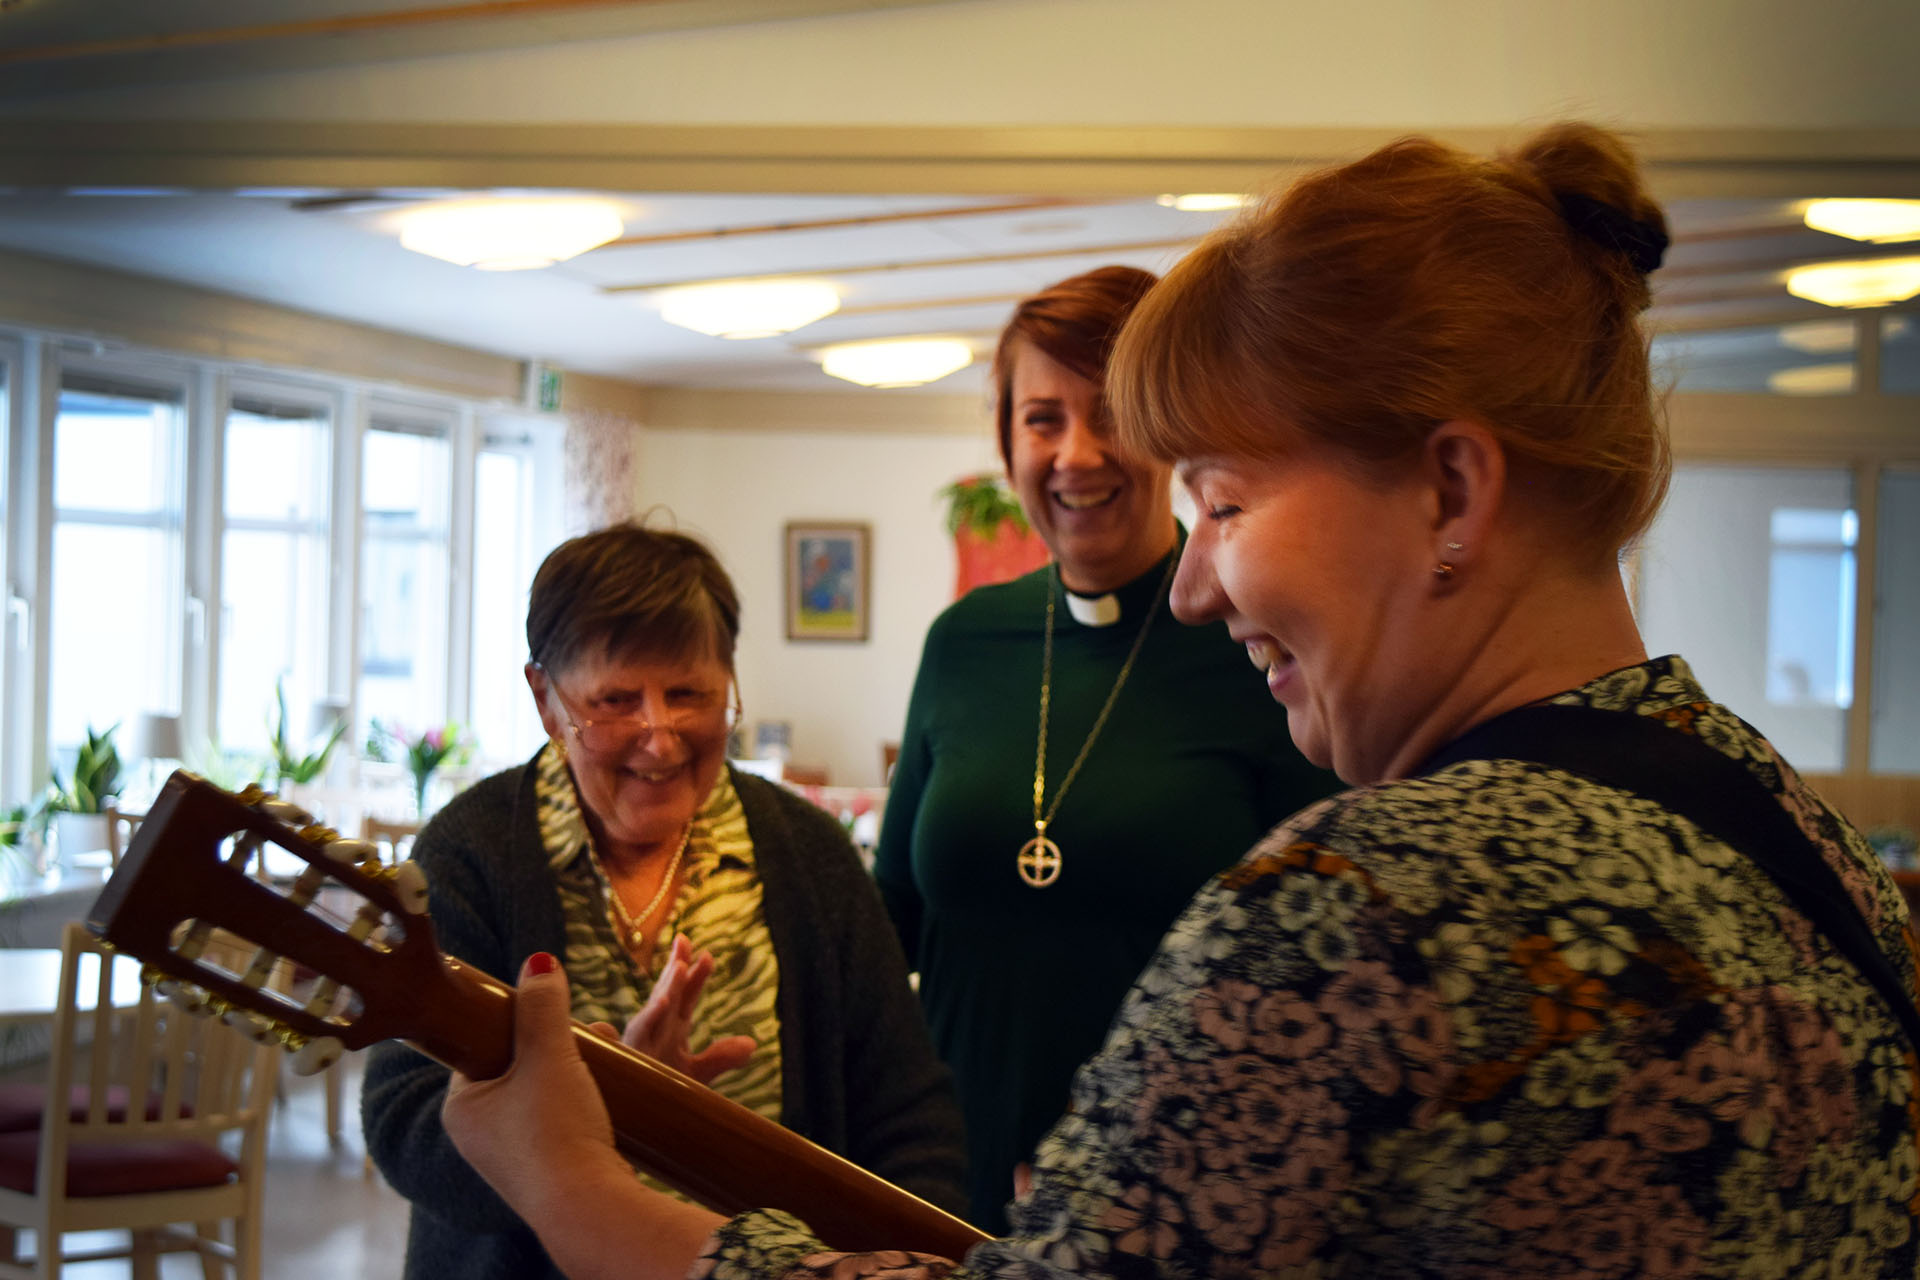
[368,719,473,816]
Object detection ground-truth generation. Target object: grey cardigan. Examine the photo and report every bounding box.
[361,762,967,1280]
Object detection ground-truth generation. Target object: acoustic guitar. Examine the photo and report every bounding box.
[86,770,988,1260]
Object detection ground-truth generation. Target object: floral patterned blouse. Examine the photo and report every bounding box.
[692,657,1920,1279]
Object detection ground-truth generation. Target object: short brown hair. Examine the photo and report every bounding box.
[992,266,1159,466]
[1110,122,1671,563]
[526,523,740,674]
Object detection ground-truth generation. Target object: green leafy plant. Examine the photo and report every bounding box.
[938,473,1030,536]
[37,723,122,832]
[268,677,347,785]
[0,804,29,876]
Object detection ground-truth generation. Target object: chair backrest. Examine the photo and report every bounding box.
[362,815,422,863]
[40,922,281,1166]
[102,805,144,869]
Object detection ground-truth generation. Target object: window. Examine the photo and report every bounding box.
[47,369,186,760]
[1872,467,1920,771]
[1637,465,1855,771]
[466,420,563,767]
[1651,319,1859,395]
[358,412,452,737]
[1882,315,1920,394]
[1764,508,1856,709]
[218,388,333,752]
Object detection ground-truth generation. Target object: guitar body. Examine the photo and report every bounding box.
[88,771,987,1260]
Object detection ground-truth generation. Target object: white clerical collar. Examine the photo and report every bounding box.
[1064,590,1122,627]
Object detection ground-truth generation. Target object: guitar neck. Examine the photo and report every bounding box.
[414,955,988,1260]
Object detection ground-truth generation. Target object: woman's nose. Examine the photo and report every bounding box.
[1170,536,1223,625]
[1053,414,1106,471]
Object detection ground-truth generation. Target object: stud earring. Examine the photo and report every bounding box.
[1433,562,1456,580]
[1446,541,1465,552]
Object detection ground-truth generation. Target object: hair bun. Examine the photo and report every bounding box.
[1556,190,1670,274]
[1513,123,1670,281]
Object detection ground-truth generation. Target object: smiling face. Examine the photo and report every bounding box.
[1005,340,1177,594]
[527,645,734,862]
[1172,446,1444,785]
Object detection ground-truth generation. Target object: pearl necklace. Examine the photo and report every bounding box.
[599,823,693,956]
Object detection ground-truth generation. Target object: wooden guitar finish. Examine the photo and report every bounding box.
[87,771,988,1260]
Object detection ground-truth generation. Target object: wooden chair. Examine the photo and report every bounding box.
[0,922,280,1279]
[360,816,422,865]
[102,806,143,871]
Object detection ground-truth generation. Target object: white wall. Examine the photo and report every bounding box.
[634,422,1003,787]
[19,0,1919,132]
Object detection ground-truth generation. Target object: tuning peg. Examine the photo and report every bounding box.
[221,1006,280,1044]
[390,860,430,914]
[322,838,379,864]
[260,799,313,827]
[289,1035,346,1077]
[298,822,343,847]
[155,979,210,1014]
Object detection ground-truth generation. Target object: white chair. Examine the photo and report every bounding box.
[0,923,280,1279]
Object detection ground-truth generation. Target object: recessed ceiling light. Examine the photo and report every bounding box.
[1155,193,1248,213]
[657,280,841,339]
[820,337,973,388]
[1785,258,1920,309]
[1776,318,1858,355]
[397,197,625,270]
[1804,199,1920,244]
[1767,363,1855,395]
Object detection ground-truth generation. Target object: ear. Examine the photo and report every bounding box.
[524,663,567,743]
[1420,420,1507,568]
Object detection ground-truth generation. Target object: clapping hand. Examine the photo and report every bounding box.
[601,933,757,1085]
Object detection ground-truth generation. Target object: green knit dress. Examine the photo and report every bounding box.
[874,540,1340,1232]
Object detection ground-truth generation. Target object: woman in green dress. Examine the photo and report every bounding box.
[872,266,1337,1231]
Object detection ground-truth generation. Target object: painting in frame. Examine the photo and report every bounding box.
[785,521,871,642]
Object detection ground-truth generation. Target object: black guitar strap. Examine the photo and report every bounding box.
[1420,702,1920,1053]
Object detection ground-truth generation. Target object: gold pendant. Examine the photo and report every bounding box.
[1017,833,1062,888]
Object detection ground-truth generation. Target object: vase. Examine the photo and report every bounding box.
[51,812,112,870]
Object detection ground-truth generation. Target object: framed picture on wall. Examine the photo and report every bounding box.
[785,521,871,642]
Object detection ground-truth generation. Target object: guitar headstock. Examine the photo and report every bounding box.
[88,771,452,1077]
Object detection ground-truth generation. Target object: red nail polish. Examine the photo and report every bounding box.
[526,952,557,976]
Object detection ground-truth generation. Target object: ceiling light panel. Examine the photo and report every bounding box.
[1804,199,1920,244]
[1786,258,1920,309]
[397,197,625,270]
[820,337,973,387]
[657,280,841,338]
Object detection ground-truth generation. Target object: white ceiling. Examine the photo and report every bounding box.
[0,187,1246,392]
[0,183,1908,395]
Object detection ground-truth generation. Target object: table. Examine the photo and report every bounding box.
[0,947,149,1027]
[0,866,112,949]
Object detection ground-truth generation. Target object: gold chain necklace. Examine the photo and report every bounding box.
[1019,554,1178,888]
[599,823,693,957]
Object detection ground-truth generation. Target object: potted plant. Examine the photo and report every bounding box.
[0,804,30,879]
[938,472,1049,598]
[267,677,348,793]
[37,723,122,866]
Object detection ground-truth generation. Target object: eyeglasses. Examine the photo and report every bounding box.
[536,667,741,755]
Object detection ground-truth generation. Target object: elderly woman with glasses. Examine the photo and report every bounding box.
[363,522,966,1280]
